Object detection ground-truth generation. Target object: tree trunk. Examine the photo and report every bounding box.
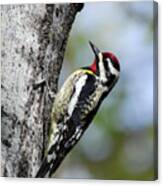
[1,3,83,177]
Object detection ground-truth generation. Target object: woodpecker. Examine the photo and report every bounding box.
[36,41,120,178]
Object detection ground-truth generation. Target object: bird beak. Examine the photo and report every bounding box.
[89,41,101,60]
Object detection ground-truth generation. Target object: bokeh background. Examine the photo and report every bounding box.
[55,1,157,180]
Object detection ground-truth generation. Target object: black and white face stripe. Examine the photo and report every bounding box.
[106,58,120,77]
[98,52,108,82]
[96,53,119,83]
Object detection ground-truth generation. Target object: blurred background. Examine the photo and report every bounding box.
[55,1,157,180]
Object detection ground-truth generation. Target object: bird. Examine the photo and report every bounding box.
[35,41,120,178]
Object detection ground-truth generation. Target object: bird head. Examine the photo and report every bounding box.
[89,41,120,83]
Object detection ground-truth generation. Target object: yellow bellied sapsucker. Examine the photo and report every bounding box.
[36,41,120,178]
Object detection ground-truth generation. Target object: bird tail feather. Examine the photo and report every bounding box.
[35,157,51,178]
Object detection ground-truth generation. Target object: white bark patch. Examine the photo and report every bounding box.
[68,74,87,116]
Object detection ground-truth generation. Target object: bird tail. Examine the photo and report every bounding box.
[35,157,51,178]
[35,155,64,178]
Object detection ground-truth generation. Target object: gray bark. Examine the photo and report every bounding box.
[1,4,83,177]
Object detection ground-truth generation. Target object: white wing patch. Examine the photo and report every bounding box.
[68,74,88,117]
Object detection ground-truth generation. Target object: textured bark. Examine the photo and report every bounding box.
[1,4,83,177]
